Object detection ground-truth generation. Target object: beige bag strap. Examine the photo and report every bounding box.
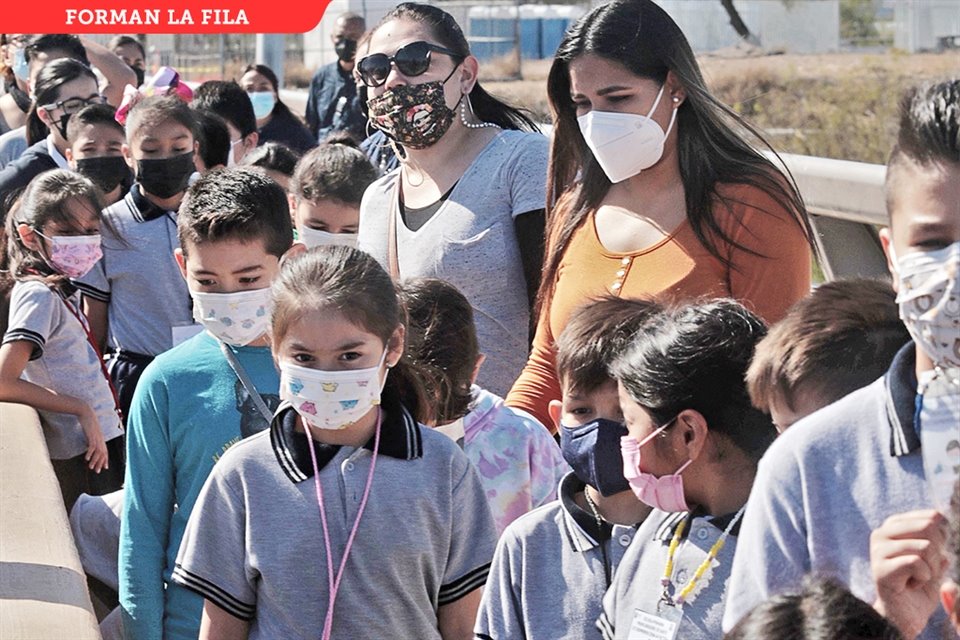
[387,178,401,280]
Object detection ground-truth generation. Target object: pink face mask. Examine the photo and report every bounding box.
[621,422,692,513]
[35,231,103,278]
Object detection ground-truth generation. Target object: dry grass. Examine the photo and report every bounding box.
[480,52,960,163]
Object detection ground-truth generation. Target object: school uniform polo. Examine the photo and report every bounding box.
[173,394,497,639]
[3,280,122,459]
[598,509,742,640]
[75,183,193,357]
[722,343,948,638]
[476,472,641,640]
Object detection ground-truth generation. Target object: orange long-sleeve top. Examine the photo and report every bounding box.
[506,182,812,430]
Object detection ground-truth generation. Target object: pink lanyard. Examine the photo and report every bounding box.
[304,408,382,640]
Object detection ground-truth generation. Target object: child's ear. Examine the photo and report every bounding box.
[548,400,563,431]
[878,227,898,292]
[386,323,405,366]
[173,248,188,279]
[677,409,709,461]
[121,143,135,171]
[279,242,306,271]
[16,223,40,251]
[470,354,485,385]
[36,107,52,127]
[64,147,75,165]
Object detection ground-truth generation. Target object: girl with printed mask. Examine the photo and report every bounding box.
[239,64,315,155]
[598,299,777,640]
[0,58,105,205]
[291,141,377,249]
[507,0,814,431]
[173,246,497,640]
[0,170,123,511]
[355,2,548,397]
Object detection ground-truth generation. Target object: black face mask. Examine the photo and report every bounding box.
[136,151,195,200]
[335,39,358,63]
[75,156,131,193]
[51,113,72,141]
[132,66,146,88]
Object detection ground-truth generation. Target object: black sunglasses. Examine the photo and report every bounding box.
[357,41,465,88]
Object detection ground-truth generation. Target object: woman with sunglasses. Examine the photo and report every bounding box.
[0,58,104,206]
[506,0,814,431]
[356,2,547,398]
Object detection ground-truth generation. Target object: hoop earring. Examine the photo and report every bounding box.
[459,94,500,130]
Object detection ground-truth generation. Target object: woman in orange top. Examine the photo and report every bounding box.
[507,0,814,430]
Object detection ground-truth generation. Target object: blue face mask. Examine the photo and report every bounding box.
[13,48,29,82]
[248,91,275,120]
[560,418,631,497]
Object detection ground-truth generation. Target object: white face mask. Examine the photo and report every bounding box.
[298,226,359,250]
[280,350,388,430]
[894,241,960,368]
[191,287,272,347]
[577,84,678,184]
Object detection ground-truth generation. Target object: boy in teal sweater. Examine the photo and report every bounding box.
[119,168,297,640]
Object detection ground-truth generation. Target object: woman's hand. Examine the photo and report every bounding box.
[78,404,109,473]
[871,509,948,639]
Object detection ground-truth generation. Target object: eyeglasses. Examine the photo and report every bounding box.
[357,41,464,88]
[40,94,107,115]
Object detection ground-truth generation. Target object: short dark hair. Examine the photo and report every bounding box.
[193,109,231,170]
[108,35,145,59]
[612,299,775,461]
[747,279,909,418]
[400,278,478,424]
[556,295,662,395]
[178,168,293,258]
[242,142,301,178]
[66,103,124,144]
[291,143,378,206]
[723,576,903,640]
[24,34,88,65]
[126,95,197,145]
[191,80,257,137]
[886,79,960,218]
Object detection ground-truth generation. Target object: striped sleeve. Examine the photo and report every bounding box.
[4,282,57,360]
[73,280,110,303]
[439,451,498,606]
[172,462,257,621]
[74,258,110,302]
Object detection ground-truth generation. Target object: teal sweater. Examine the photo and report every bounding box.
[119,331,279,640]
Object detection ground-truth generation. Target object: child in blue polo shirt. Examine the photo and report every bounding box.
[75,95,200,421]
[119,168,294,640]
[173,246,496,640]
[476,296,658,639]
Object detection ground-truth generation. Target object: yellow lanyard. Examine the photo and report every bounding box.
[659,507,744,607]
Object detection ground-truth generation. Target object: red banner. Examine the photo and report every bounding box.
[5,0,332,33]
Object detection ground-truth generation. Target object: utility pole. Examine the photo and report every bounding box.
[256,34,286,87]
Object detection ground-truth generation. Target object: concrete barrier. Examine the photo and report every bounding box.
[0,402,101,640]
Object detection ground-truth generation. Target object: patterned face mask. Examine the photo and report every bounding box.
[366,70,460,150]
[191,287,272,347]
[280,350,389,430]
[34,231,102,278]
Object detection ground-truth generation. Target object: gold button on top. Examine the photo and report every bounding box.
[620,257,631,266]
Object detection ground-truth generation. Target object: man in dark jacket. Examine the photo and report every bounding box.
[304,12,367,143]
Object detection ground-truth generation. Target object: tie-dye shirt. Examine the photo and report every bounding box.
[459,386,569,534]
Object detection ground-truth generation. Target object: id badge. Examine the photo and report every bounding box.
[626,604,682,640]
[918,368,960,510]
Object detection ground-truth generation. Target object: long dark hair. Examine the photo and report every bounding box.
[241,64,299,123]
[540,0,813,312]
[271,246,431,423]
[611,299,776,462]
[370,2,537,131]
[27,58,98,145]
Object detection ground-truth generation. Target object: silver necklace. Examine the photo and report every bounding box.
[460,97,501,130]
